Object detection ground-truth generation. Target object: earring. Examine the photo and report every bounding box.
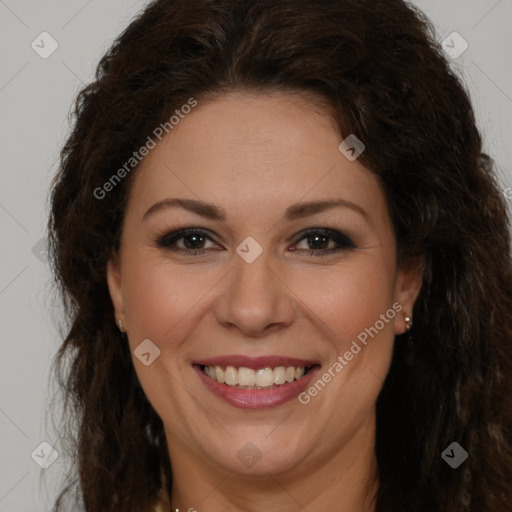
[117,319,124,333]
[403,315,414,358]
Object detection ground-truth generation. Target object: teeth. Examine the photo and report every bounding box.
[215,366,225,383]
[224,366,238,385]
[273,366,286,385]
[238,367,255,386]
[256,367,274,387]
[202,365,310,388]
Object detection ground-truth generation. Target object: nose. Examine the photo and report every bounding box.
[213,250,296,338]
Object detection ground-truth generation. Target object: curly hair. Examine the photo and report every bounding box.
[47,0,512,510]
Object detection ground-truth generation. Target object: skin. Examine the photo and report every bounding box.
[107,91,423,512]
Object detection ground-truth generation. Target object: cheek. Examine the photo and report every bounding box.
[122,252,214,342]
[290,257,396,353]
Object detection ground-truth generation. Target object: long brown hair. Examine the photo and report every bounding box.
[47,0,512,510]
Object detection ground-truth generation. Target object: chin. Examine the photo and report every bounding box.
[202,429,311,476]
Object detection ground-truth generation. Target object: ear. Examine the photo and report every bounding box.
[106,252,126,328]
[394,255,424,335]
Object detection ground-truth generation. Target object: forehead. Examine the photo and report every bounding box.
[127,92,386,224]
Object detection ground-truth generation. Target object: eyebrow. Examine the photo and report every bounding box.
[142,197,368,222]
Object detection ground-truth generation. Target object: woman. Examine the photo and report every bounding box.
[47,0,512,510]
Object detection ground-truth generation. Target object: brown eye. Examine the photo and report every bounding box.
[292,229,356,256]
[157,228,220,254]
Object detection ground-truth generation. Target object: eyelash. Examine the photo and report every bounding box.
[156,227,356,257]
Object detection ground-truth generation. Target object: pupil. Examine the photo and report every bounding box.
[309,235,328,250]
[183,234,329,250]
[184,234,204,249]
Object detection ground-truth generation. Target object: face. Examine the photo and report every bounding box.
[107,91,422,480]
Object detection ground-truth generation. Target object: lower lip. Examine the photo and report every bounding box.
[194,365,320,409]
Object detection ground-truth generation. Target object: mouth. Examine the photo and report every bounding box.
[199,364,316,389]
[193,356,321,409]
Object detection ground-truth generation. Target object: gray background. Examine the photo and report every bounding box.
[0,1,511,510]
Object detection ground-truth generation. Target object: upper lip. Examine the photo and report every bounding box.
[194,355,320,369]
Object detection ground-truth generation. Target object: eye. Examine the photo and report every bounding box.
[156,227,356,257]
[291,228,356,256]
[156,228,220,255]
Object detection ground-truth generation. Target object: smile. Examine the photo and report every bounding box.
[201,364,315,389]
[193,356,321,409]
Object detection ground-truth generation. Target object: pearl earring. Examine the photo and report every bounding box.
[405,316,413,331]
